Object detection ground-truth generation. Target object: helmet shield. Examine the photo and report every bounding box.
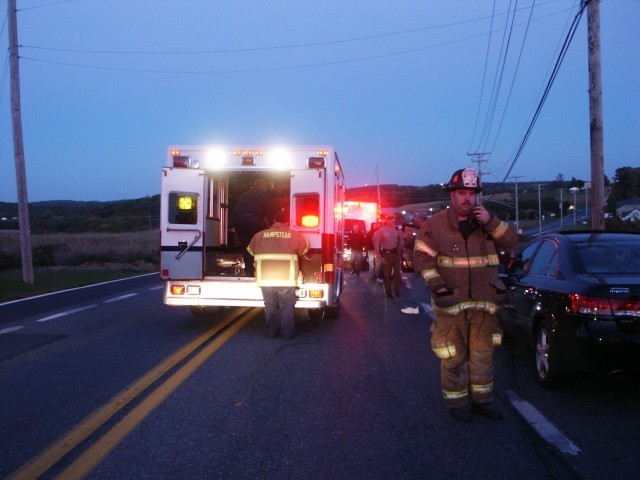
[443,167,482,192]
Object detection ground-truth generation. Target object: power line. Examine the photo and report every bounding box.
[18,5,577,75]
[19,3,575,56]
[475,0,518,154]
[487,0,538,155]
[468,0,497,153]
[502,1,587,182]
[17,0,80,12]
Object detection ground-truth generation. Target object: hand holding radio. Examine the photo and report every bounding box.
[472,204,491,225]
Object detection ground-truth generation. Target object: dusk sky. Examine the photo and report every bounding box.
[0,0,638,202]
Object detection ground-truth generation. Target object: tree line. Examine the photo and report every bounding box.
[0,167,638,234]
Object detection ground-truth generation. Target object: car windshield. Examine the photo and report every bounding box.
[575,240,640,274]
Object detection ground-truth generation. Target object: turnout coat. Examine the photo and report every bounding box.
[413,208,517,316]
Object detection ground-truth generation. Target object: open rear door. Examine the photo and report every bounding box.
[160,167,206,280]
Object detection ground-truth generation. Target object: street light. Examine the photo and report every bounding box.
[560,187,563,227]
[569,187,580,226]
[584,182,591,220]
[515,181,519,234]
[538,184,543,235]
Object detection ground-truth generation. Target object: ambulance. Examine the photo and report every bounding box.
[160,145,346,319]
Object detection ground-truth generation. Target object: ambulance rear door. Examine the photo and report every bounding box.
[290,166,326,245]
[160,167,206,280]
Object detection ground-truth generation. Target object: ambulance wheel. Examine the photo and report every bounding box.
[308,308,323,325]
[324,303,340,319]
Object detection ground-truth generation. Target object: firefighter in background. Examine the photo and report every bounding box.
[230,178,275,277]
[373,214,404,298]
[365,222,381,281]
[413,167,517,422]
[348,223,367,276]
[247,209,309,339]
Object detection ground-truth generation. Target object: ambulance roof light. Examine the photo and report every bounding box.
[268,149,292,169]
[307,156,326,169]
[173,155,192,168]
[204,149,226,169]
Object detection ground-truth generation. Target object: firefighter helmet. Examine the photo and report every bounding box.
[443,166,482,192]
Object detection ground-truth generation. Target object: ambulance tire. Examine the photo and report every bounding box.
[308,308,323,325]
[324,303,340,319]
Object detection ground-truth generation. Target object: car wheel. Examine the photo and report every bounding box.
[534,318,563,388]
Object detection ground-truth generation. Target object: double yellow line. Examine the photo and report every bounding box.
[10,308,259,480]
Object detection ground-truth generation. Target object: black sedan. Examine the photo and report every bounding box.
[498,231,640,387]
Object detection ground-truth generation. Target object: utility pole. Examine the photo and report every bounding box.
[467,152,490,203]
[376,164,381,209]
[8,0,34,284]
[508,175,523,234]
[537,184,543,236]
[587,0,605,229]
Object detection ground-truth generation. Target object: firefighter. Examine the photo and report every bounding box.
[348,223,367,276]
[247,209,309,339]
[413,167,517,421]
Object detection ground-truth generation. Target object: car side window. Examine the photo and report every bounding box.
[511,241,540,274]
[528,240,558,277]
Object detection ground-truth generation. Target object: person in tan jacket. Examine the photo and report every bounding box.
[413,167,517,421]
[248,209,309,339]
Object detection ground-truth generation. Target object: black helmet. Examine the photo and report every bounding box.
[443,166,482,192]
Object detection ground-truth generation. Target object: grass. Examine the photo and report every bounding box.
[0,230,159,303]
[0,268,157,304]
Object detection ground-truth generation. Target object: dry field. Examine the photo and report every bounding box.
[0,230,159,270]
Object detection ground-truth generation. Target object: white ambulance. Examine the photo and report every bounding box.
[160,145,346,319]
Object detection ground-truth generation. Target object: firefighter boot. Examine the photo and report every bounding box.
[471,401,503,420]
[449,406,472,422]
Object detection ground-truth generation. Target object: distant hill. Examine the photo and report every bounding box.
[0,179,601,234]
[0,196,161,234]
[0,183,532,234]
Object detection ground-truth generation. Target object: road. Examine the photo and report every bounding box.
[521,207,589,236]
[1,273,639,479]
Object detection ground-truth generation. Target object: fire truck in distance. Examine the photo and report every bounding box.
[342,201,380,268]
[343,201,380,233]
[160,145,346,319]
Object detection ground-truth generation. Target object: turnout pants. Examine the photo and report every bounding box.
[261,286,297,337]
[430,309,502,408]
[380,250,403,294]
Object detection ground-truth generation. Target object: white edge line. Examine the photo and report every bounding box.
[104,293,138,303]
[37,304,98,323]
[0,272,158,307]
[0,325,25,335]
[507,390,582,456]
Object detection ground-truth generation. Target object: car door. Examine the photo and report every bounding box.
[509,239,558,333]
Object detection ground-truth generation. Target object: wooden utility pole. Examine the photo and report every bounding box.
[8,0,34,284]
[587,0,605,230]
[467,152,490,203]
